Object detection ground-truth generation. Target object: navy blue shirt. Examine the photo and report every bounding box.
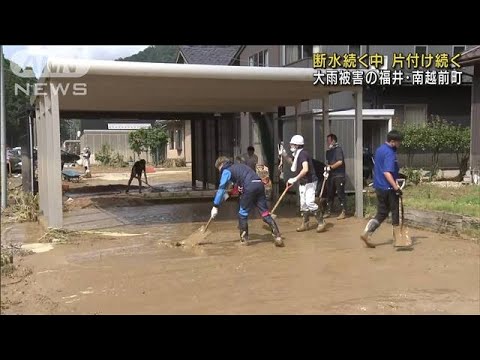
[326,145,345,177]
[293,150,318,184]
[373,143,399,190]
[213,162,260,207]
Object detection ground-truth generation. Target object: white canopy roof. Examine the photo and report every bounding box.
[37,58,357,113]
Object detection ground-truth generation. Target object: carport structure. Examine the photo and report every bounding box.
[34,58,364,228]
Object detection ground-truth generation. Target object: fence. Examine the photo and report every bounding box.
[80,130,165,165]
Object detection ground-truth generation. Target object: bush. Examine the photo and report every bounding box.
[401,167,422,185]
[2,189,39,223]
[398,116,470,181]
[162,158,187,168]
[95,144,113,165]
[95,145,127,167]
[110,152,128,167]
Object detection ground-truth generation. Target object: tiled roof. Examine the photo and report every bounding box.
[178,45,242,65]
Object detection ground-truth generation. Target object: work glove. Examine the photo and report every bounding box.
[287,177,297,185]
[324,165,331,172]
[323,171,329,179]
[211,206,218,219]
[394,188,403,197]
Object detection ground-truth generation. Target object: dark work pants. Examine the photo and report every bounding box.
[238,181,274,234]
[375,189,400,226]
[327,175,346,210]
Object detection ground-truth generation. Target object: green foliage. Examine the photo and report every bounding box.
[2,55,33,146]
[128,128,150,156]
[95,144,113,165]
[401,167,423,185]
[445,124,471,180]
[398,123,426,166]
[403,184,480,218]
[117,46,178,63]
[95,144,127,167]
[398,115,471,180]
[110,152,127,167]
[60,119,81,142]
[128,125,169,165]
[162,158,187,168]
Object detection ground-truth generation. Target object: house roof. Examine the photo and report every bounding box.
[458,45,480,66]
[177,45,242,65]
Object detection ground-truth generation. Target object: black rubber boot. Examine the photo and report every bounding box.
[323,204,332,219]
[264,215,284,247]
[239,218,249,246]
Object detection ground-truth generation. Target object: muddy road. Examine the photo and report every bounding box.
[2,201,479,314]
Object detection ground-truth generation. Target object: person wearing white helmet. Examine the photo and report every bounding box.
[82,146,91,175]
[278,135,326,233]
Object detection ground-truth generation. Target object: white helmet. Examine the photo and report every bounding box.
[290,135,304,145]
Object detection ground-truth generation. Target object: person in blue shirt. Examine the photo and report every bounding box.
[360,130,404,248]
[210,156,284,247]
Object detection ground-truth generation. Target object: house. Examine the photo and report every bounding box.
[458,45,480,183]
[174,46,244,187]
[78,118,192,166]
[238,45,474,171]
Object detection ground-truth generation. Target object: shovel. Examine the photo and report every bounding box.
[318,172,328,199]
[271,183,293,219]
[182,216,215,247]
[394,179,412,248]
[199,216,214,233]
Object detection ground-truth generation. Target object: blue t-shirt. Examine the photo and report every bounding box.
[373,143,399,190]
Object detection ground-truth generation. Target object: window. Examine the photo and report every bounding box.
[169,130,175,150]
[175,128,183,150]
[385,104,427,125]
[283,45,313,65]
[248,49,269,67]
[414,45,428,55]
[453,45,466,56]
[169,128,184,150]
[349,45,361,55]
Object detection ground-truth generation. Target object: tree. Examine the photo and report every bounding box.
[60,119,81,143]
[398,123,426,167]
[117,46,179,63]
[424,115,452,177]
[2,55,33,146]
[128,128,150,157]
[445,124,470,181]
[128,125,169,165]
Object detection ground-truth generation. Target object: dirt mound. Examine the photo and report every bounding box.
[67,184,134,194]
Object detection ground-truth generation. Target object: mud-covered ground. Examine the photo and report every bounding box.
[2,199,479,315]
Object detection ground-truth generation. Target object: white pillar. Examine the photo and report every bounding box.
[273,113,279,200]
[45,82,63,228]
[354,89,363,218]
[36,97,47,220]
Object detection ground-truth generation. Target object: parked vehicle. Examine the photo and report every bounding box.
[8,147,80,173]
